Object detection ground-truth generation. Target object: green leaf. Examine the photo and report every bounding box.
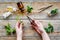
[51,9,58,15]
[44,23,54,33]
[12,28,16,34]
[27,6,33,13]
[5,23,12,35]
[5,23,11,30]
[6,29,11,35]
[44,28,50,33]
[48,23,54,32]
[44,28,48,33]
[5,23,16,35]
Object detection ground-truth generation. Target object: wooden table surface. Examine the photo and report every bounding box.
[0,2,60,20]
[0,2,60,40]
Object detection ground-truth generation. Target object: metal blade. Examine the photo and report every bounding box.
[27,16,33,22]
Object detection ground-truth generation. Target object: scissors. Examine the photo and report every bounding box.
[27,16,37,26]
[27,16,43,35]
[38,5,53,12]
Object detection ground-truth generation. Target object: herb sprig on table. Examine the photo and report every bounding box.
[48,8,58,16]
[51,9,58,15]
[27,6,33,13]
[5,23,16,35]
[44,23,54,33]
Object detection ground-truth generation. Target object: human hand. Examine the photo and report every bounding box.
[31,20,45,35]
[15,20,23,36]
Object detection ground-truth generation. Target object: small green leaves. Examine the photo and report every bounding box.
[12,28,16,34]
[44,23,54,33]
[16,16,19,20]
[5,23,16,35]
[27,6,33,13]
[44,28,50,33]
[48,23,54,32]
[51,9,58,15]
[6,29,11,35]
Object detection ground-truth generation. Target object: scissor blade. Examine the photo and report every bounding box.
[27,16,33,22]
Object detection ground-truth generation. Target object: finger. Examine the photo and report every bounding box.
[31,24,37,29]
[31,25,43,35]
[36,28,43,35]
[31,22,36,26]
[35,20,44,31]
[31,20,35,24]
[35,20,43,27]
[31,20,37,26]
[34,20,39,25]
[18,22,20,28]
[15,20,20,29]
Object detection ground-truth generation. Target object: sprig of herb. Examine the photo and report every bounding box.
[44,23,54,33]
[27,6,33,13]
[51,9,58,16]
[5,23,16,35]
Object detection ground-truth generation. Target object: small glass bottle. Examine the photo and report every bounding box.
[17,1,24,13]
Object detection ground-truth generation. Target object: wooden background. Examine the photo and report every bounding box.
[0,20,60,40]
[0,2,60,40]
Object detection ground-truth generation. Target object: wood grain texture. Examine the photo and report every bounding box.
[0,20,60,35]
[0,20,60,40]
[0,2,60,20]
[0,2,60,40]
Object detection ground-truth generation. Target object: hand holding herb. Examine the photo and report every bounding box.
[15,20,23,38]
